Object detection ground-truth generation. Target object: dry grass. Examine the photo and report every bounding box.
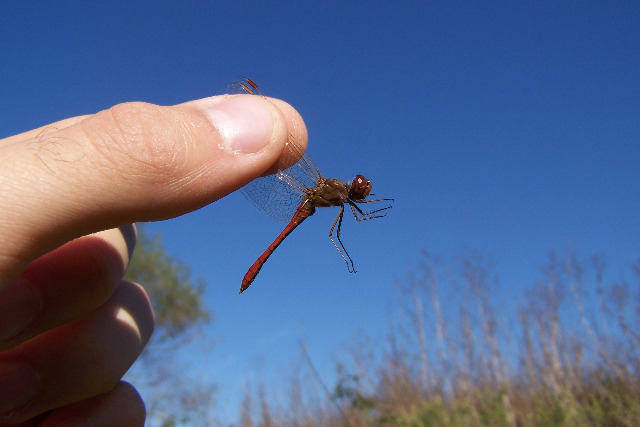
[236,250,640,427]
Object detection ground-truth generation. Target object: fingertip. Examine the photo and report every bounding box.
[269,97,308,159]
[203,95,276,154]
[37,381,146,427]
[184,93,307,179]
[112,281,155,346]
[119,224,136,262]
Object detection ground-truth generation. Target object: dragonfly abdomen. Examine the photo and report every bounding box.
[239,204,315,293]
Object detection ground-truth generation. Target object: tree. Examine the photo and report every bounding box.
[124,223,214,425]
[125,224,210,340]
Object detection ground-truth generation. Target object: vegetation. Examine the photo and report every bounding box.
[126,224,210,340]
[124,224,214,426]
[237,250,640,426]
[118,225,638,426]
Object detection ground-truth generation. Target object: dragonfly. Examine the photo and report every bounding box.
[229,78,393,293]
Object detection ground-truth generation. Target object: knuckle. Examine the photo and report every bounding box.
[84,102,193,184]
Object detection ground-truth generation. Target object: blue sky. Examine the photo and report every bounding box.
[2,1,639,423]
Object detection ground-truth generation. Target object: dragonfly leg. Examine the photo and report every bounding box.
[329,205,356,273]
[349,200,393,220]
[358,197,394,203]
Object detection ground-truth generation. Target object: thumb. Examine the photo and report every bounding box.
[0,93,307,285]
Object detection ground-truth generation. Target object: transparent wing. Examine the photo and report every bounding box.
[227,78,324,222]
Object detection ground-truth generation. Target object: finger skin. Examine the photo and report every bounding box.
[0,281,154,423]
[38,382,145,427]
[0,116,91,148]
[0,226,136,349]
[2,382,145,427]
[0,94,307,288]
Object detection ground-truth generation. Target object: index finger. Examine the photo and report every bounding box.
[0,94,307,287]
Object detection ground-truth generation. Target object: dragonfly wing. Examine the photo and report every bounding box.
[240,172,304,222]
[229,77,324,222]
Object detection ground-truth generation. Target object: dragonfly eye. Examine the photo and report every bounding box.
[350,174,372,199]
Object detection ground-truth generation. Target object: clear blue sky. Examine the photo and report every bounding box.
[2,1,639,423]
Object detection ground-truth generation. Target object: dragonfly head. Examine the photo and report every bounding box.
[349,175,372,200]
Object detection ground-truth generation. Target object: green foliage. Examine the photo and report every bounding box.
[125,224,210,339]
[332,364,375,412]
[123,223,214,424]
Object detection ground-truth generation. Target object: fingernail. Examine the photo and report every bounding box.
[205,95,274,154]
[0,363,40,417]
[0,280,40,343]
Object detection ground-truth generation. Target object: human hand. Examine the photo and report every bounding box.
[0,92,307,425]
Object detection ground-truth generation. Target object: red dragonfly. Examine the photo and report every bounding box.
[229,78,393,293]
